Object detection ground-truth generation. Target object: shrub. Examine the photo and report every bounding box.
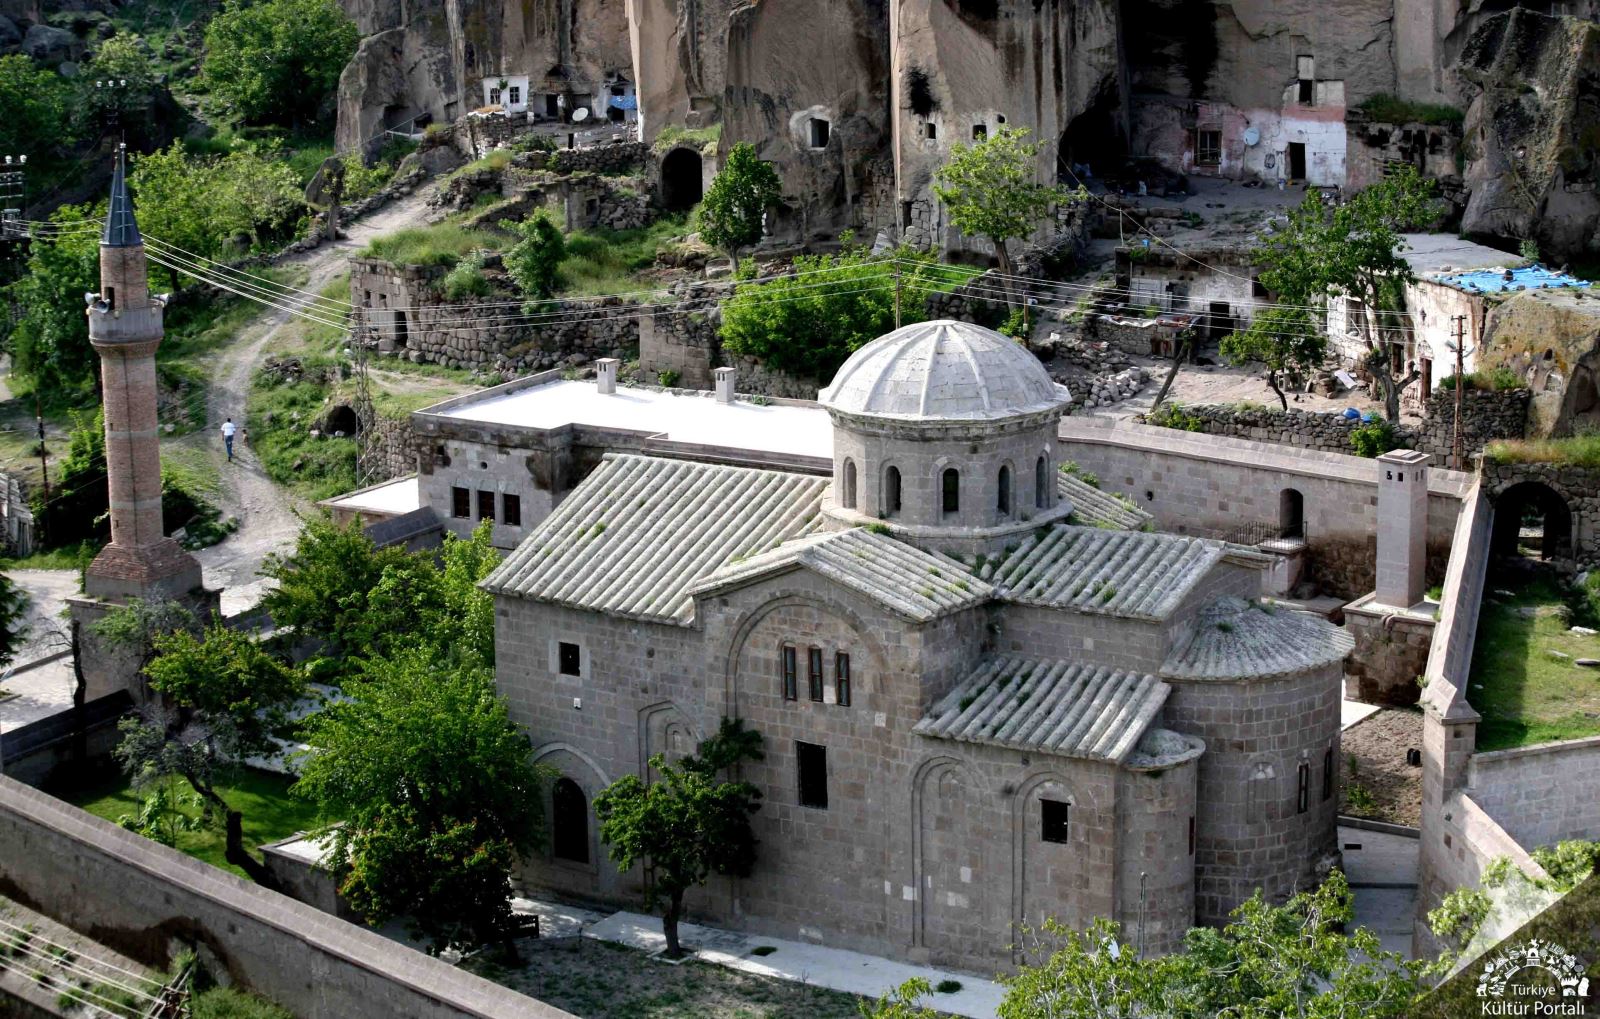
[1350,418,1402,458]
[1058,461,1100,489]
[657,370,681,387]
[439,254,492,300]
[997,307,1029,339]
[191,987,294,1019]
[1356,93,1464,126]
[502,211,566,301]
[1484,434,1600,468]
[1145,402,1207,432]
[1439,367,1522,392]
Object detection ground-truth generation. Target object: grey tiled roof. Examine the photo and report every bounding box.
[976,525,1221,620]
[1058,473,1153,531]
[1161,598,1355,680]
[818,319,1070,420]
[692,528,993,622]
[482,454,827,624]
[915,656,1169,763]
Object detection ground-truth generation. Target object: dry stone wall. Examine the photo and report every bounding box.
[1145,388,1529,460]
[361,413,420,482]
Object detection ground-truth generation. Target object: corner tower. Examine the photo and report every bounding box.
[82,152,202,601]
[817,320,1074,557]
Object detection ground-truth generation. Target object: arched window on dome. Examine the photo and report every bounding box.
[842,459,857,510]
[883,465,902,517]
[997,464,1012,517]
[1035,456,1049,509]
[942,468,960,516]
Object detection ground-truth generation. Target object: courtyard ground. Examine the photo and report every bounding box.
[1340,708,1424,827]
[1470,574,1600,751]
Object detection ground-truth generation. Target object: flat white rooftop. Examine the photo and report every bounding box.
[1402,233,1515,275]
[440,380,836,460]
[324,475,421,516]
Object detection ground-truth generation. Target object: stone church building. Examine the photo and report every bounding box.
[485,320,1351,966]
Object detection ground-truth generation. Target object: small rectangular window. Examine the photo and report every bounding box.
[1297,762,1311,814]
[503,493,522,527]
[797,741,828,809]
[452,486,471,519]
[925,122,937,141]
[478,490,496,522]
[782,644,798,701]
[835,652,851,707]
[509,86,521,105]
[1196,129,1221,167]
[808,647,824,702]
[808,118,830,149]
[1041,799,1071,844]
[1298,78,1314,105]
[971,123,987,141]
[558,641,580,677]
[489,87,502,105]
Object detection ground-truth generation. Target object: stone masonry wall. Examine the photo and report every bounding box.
[361,413,419,483]
[1344,603,1435,705]
[1145,388,1529,461]
[1466,735,1600,850]
[1480,458,1600,571]
[0,778,566,1019]
[351,257,637,373]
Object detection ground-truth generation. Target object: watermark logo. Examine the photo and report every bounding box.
[1476,938,1590,1015]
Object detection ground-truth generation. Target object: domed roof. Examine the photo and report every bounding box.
[818,320,1069,421]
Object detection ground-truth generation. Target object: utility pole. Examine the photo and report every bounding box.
[0,154,24,240]
[893,264,902,329]
[1451,314,1467,471]
[34,396,49,548]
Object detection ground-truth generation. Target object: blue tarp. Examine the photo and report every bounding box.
[608,95,638,110]
[1437,264,1592,294]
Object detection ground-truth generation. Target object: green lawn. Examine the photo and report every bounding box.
[61,769,322,879]
[1470,576,1600,751]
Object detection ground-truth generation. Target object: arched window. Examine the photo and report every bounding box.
[942,468,960,515]
[1035,456,1049,509]
[552,778,589,864]
[841,459,857,510]
[883,466,902,517]
[1280,488,1304,539]
[997,464,1012,516]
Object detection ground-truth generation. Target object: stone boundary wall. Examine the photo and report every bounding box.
[549,141,650,175]
[0,777,572,1019]
[1428,790,1551,926]
[1466,735,1600,851]
[1480,458,1600,571]
[1057,417,1469,598]
[361,412,420,483]
[1145,389,1529,461]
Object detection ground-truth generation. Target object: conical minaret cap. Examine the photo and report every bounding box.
[101,149,142,249]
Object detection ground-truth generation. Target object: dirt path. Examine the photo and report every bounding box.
[190,188,437,615]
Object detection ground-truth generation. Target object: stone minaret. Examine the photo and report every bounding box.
[82,152,202,602]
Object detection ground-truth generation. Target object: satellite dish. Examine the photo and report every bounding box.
[1242,127,1261,147]
[573,107,590,122]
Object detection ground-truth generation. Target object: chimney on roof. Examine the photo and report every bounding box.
[714,367,736,404]
[1375,449,1430,608]
[596,357,618,395]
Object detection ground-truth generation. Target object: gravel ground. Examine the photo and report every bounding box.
[1340,707,1425,827]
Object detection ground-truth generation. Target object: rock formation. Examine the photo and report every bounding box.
[335,0,632,153]
[1455,9,1600,264]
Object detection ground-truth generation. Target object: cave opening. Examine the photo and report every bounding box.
[1058,89,1126,181]
[661,148,704,211]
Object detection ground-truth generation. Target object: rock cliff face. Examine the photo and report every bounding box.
[336,0,631,152]
[1455,9,1600,264]
[626,0,734,138]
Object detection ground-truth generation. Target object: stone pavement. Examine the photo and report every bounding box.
[501,901,1007,1018]
[1339,823,1420,958]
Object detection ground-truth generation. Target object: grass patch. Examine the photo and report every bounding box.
[362,223,502,269]
[452,149,514,177]
[59,769,321,879]
[1470,575,1600,751]
[1484,434,1600,468]
[1356,93,1464,127]
[1439,367,1523,392]
[246,371,358,501]
[560,215,691,297]
[0,544,97,573]
[652,124,721,156]
[191,986,296,1019]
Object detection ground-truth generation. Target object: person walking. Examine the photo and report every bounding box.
[222,417,237,462]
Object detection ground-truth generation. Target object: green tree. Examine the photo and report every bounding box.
[294,647,549,953]
[6,204,102,405]
[933,126,1074,287]
[859,979,940,1019]
[202,0,359,126]
[720,246,949,381]
[594,718,765,958]
[996,872,1424,1019]
[79,32,157,138]
[0,55,74,157]
[502,211,566,302]
[1428,839,1600,968]
[0,573,27,671]
[259,516,412,661]
[1220,305,1326,410]
[32,409,109,550]
[109,616,303,880]
[699,142,781,271]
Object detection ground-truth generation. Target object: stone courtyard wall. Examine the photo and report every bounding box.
[1144,388,1529,461]
[0,777,567,1019]
[1059,417,1468,599]
[1344,600,1435,705]
[361,412,420,483]
[1465,736,1600,851]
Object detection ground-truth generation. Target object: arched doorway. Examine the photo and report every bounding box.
[1279,488,1304,539]
[660,148,703,212]
[552,777,590,864]
[1492,481,1573,563]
